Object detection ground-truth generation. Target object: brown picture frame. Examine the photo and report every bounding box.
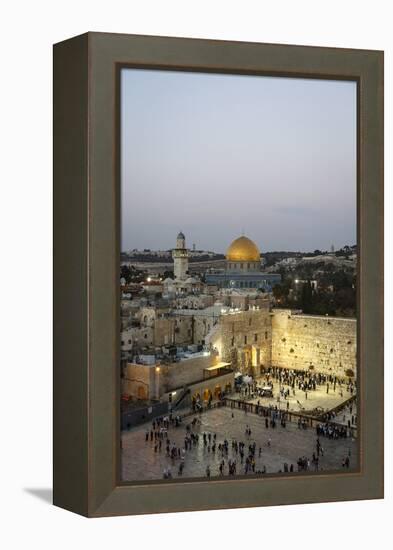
[53,32,384,517]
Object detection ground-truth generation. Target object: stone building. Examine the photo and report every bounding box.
[219,289,270,311]
[122,350,234,402]
[163,276,202,297]
[174,305,224,347]
[120,325,154,352]
[173,292,214,310]
[206,304,273,374]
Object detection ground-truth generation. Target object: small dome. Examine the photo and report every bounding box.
[163,277,174,283]
[185,277,197,284]
[177,231,185,239]
[226,236,261,262]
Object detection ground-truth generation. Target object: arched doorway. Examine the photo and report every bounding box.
[243,347,252,374]
[203,388,211,401]
[137,385,147,399]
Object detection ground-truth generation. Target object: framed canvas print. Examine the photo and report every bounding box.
[53,32,384,517]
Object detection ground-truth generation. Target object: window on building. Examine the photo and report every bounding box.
[231,336,235,346]
[249,318,252,326]
[265,331,268,339]
[244,335,247,344]
[254,333,258,342]
[240,263,243,269]
[247,263,250,269]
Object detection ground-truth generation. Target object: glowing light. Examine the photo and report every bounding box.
[295,279,299,284]
[147,277,151,282]
[155,366,160,373]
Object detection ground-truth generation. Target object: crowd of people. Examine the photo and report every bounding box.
[134,364,358,480]
[238,366,356,407]
[316,422,352,439]
[321,399,357,427]
[137,405,355,480]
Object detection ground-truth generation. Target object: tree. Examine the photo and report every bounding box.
[273,283,288,301]
[300,280,313,313]
[120,265,133,284]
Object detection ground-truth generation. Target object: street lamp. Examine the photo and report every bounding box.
[155,366,161,400]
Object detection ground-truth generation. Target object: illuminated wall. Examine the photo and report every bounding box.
[271,309,357,377]
[208,307,272,373]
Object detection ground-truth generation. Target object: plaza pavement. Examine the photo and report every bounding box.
[246,378,357,425]
[121,406,358,481]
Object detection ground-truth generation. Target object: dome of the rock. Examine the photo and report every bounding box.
[226,236,261,262]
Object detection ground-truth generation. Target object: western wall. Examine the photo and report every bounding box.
[271,309,357,377]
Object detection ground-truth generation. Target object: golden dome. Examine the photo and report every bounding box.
[226,236,261,262]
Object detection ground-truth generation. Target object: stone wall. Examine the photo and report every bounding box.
[122,354,223,400]
[123,305,357,398]
[120,326,154,352]
[209,307,272,374]
[153,316,193,347]
[164,354,217,391]
[193,315,218,345]
[271,309,357,377]
[174,293,214,310]
[178,372,234,402]
[122,363,157,400]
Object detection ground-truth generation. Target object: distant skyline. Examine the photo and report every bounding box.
[121,69,356,254]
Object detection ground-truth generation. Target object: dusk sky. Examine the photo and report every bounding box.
[121,69,356,254]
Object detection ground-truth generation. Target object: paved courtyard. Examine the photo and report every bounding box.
[245,378,357,426]
[121,406,358,481]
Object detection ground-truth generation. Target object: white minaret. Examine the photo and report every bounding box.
[172,231,190,280]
